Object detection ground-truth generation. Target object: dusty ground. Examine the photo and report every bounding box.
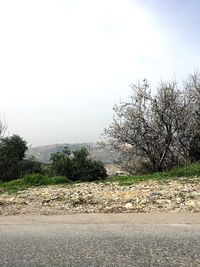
[0,178,200,215]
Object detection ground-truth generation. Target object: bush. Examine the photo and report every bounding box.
[76,160,107,182]
[50,147,107,181]
[21,157,44,176]
[23,174,46,185]
[50,148,73,178]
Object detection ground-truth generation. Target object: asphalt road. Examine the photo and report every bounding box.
[0,214,200,267]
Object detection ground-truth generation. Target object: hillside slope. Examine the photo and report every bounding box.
[27,143,119,166]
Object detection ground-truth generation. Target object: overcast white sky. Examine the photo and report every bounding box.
[0,0,199,146]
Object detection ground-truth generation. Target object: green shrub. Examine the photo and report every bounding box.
[50,146,107,182]
[21,157,44,176]
[23,174,45,185]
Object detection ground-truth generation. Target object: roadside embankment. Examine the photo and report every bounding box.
[0,177,200,215]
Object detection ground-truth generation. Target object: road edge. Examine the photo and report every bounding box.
[0,213,200,225]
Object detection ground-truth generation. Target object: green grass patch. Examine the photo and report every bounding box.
[0,179,29,194]
[0,163,200,193]
[23,174,70,186]
[166,163,200,177]
[105,162,200,185]
[0,174,71,194]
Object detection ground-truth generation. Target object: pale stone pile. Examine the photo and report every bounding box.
[0,178,200,215]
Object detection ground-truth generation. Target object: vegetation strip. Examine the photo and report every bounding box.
[0,163,199,215]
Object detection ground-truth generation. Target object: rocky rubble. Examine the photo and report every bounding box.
[0,178,200,215]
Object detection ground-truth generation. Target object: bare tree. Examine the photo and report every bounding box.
[0,114,7,138]
[105,79,156,172]
[105,74,200,173]
[177,72,200,162]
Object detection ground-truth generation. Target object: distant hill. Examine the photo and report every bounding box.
[27,143,120,167]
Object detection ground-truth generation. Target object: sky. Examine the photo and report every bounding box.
[0,0,200,146]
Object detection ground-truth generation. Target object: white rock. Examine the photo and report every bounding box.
[124,202,133,209]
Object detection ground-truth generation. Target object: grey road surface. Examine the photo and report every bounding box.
[0,214,200,267]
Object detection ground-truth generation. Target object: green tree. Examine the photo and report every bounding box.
[21,156,44,176]
[71,147,107,181]
[0,135,28,182]
[50,146,107,181]
[50,147,73,178]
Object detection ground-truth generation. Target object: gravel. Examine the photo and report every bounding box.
[0,178,200,215]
